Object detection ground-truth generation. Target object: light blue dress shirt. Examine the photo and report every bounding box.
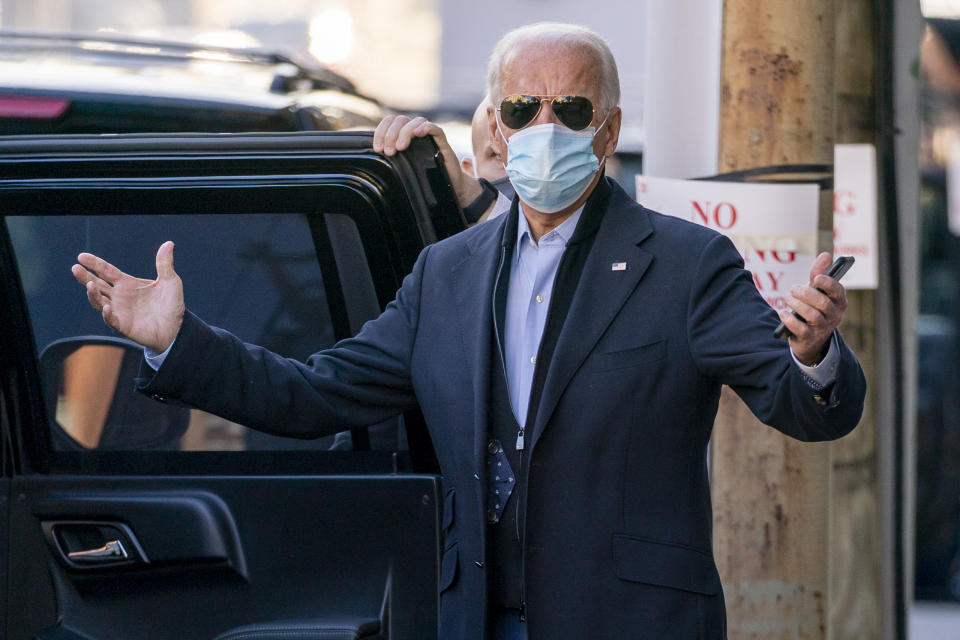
[503,203,584,430]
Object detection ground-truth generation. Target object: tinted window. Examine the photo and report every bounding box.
[6,211,393,454]
[0,99,301,135]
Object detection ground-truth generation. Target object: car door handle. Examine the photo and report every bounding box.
[67,539,128,561]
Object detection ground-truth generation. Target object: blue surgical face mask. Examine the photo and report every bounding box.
[500,119,606,214]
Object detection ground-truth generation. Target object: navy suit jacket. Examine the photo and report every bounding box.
[142,178,866,640]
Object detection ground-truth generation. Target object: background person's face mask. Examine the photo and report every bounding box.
[501,121,606,214]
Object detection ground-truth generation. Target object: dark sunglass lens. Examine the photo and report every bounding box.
[500,95,540,129]
[553,96,594,130]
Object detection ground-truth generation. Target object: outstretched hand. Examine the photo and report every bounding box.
[71,241,185,353]
[373,115,483,207]
[778,252,848,366]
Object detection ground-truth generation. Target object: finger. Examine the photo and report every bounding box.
[812,273,848,306]
[391,116,428,154]
[155,241,176,279]
[790,284,832,316]
[101,303,118,331]
[383,116,416,155]
[86,280,109,311]
[77,252,127,286]
[793,284,847,338]
[373,115,399,153]
[416,121,451,149]
[73,263,114,292]
[796,282,846,324]
[71,263,94,286]
[778,308,812,339]
[808,252,832,282]
[785,293,825,329]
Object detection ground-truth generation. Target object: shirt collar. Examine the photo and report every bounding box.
[515,202,586,258]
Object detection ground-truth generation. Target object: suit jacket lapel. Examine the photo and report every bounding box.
[530,189,654,449]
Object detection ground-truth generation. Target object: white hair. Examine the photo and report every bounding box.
[486,22,621,113]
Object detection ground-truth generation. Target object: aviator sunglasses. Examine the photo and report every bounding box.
[497,94,596,131]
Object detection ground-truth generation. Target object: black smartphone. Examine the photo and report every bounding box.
[773,256,855,339]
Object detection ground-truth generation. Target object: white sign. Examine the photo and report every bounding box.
[635,175,819,312]
[834,144,879,289]
[947,137,960,238]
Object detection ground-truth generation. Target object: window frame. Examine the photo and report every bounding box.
[0,132,463,476]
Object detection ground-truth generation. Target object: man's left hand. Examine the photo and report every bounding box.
[373,115,482,207]
[779,252,848,366]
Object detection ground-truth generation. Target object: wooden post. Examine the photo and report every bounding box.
[713,2,837,638]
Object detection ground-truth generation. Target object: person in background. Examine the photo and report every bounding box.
[456,96,513,224]
[460,95,516,205]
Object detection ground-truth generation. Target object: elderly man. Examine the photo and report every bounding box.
[73,22,865,640]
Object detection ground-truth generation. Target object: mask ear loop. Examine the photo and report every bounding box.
[495,116,510,171]
[592,112,611,172]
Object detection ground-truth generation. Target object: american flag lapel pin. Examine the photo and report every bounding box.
[612,262,627,271]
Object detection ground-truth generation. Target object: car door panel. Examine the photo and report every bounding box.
[0,478,8,638]
[0,132,461,640]
[10,476,440,640]
[35,491,246,573]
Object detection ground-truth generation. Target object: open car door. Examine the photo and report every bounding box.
[0,132,466,640]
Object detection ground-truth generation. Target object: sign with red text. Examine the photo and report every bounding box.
[635,175,819,312]
[834,144,878,289]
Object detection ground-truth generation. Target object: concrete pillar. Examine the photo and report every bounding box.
[641,0,722,179]
[830,2,884,638]
[713,2,837,638]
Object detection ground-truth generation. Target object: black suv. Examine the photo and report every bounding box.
[0,130,463,639]
[0,30,389,134]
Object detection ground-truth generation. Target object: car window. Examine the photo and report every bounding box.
[5,210,396,455]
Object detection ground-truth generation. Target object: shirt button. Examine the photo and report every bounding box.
[536,294,544,303]
[530,356,537,365]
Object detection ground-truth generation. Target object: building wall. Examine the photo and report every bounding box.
[438,1,645,148]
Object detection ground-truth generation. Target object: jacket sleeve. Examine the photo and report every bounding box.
[135,245,432,439]
[686,233,866,441]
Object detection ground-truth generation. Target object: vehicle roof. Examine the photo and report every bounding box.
[0,58,296,111]
[0,30,374,113]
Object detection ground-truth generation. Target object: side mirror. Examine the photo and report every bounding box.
[38,336,189,450]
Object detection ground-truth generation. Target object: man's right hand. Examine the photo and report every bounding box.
[71,240,185,353]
